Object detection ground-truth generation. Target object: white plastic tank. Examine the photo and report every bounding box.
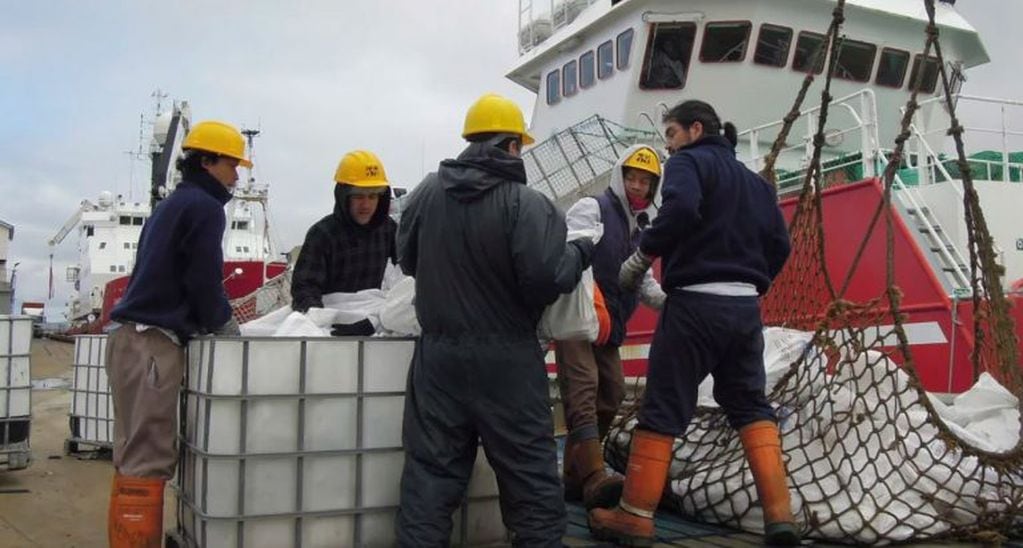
[176,336,507,547]
[67,335,114,452]
[0,315,32,470]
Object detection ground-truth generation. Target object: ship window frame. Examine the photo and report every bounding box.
[119,216,131,226]
[699,20,753,63]
[639,22,697,90]
[132,216,144,226]
[616,28,635,70]
[792,31,827,74]
[907,54,940,94]
[580,50,596,89]
[237,221,249,231]
[831,37,876,82]
[597,39,614,80]
[85,226,94,237]
[563,59,579,97]
[875,47,910,88]
[110,265,116,273]
[98,242,106,250]
[546,69,561,105]
[753,23,793,68]
[123,242,130,250]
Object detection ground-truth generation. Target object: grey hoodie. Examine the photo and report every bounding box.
[565,144,665,309]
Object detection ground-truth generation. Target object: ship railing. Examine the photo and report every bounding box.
[909,93,1023,185]
[737,89,882,195]
[521,115,661,209]
[518,0,599,54]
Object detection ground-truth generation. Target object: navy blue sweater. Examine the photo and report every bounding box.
[111,172,233,342]
[639,136,791,295]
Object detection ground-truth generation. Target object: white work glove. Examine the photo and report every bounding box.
[214,317,241,337]
[648,287,667,310]
[619,251,654,293]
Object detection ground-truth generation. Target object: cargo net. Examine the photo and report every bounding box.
[229,269,292,325]
[607,1,1023,544]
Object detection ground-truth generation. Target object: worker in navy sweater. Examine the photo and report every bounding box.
[106,120,247,547]
[588,100,796,546]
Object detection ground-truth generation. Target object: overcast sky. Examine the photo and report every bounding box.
[1,1,1020,320]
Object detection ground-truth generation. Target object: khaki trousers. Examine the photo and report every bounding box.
[555,340,625,438]
[105,325,184,479]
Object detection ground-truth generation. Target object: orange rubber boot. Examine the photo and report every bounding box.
[587,429,673,547]
[739,420,800,546]
[108,474,165,548]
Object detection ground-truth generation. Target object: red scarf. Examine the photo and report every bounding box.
[627,194,650,212]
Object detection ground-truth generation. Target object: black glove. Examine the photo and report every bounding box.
[213,317,241,337]
[330,319,376,337]
[569,238,595,270]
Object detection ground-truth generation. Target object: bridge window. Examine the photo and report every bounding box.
[876,48,909,88]
[98,242,106,250]
[119,216,131,225]
[597,39,614,79]
[908,55,940,94]
[546,70,560,105]
[563,59,579,97]
[580,50,595,89]
[793,31,826,74]
[616,28,634,69]
[832,38,876,82]
[133,216,144,226]
[700,21,752,63]
[754,24,792,67]
[640,23,696,89]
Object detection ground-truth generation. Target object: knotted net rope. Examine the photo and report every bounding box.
[608,1,1023,542]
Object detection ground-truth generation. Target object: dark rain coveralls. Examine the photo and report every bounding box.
[394,142,592,547]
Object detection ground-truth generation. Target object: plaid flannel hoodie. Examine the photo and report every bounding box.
[291,185,397,312]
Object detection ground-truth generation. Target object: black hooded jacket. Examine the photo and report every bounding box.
[397,143,593,338]
[291,184,397,312]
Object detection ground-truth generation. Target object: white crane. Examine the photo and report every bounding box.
[46,199,98,300]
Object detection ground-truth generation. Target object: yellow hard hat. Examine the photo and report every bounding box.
[462,93,535,145]
[334,150,389,188]
[622,146,662,177]
[182,121,252,168]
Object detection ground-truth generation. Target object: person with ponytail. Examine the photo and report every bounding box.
[589,100,797,546]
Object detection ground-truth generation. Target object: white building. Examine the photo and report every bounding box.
[0,219,13,314]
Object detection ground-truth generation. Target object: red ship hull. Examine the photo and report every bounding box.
[71,261,289,335]
[547,179,1023,394]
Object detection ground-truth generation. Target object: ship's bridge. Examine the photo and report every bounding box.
[510,0,988,152]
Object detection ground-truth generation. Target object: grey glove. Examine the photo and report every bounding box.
[619,251,654,293]
[647,287,667,310]
[214,317,241,337]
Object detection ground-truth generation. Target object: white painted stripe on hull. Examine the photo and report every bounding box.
[544,321,947,365]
